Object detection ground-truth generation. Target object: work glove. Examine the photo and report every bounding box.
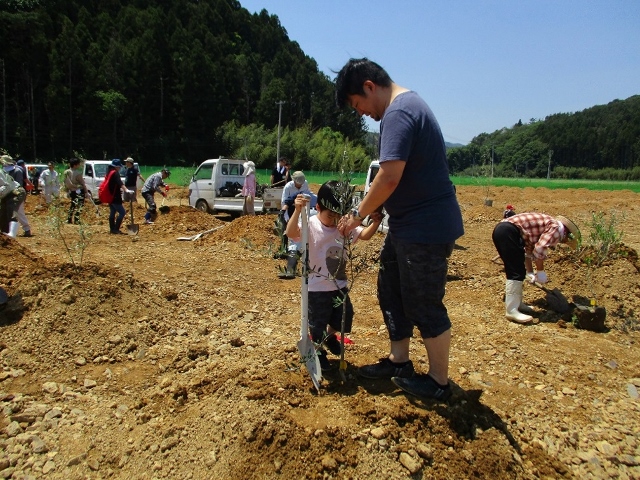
[526,272,536,284]
[165,185,170,192]
[162,192,167,198]
[534,271,548,284]
[126,189,133,194]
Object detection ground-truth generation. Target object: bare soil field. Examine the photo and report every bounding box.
[1,185,639,480]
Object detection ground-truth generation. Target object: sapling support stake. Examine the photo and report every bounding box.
[298,199,322,391]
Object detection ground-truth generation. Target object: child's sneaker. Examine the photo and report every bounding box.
[324,334,343,356]
[318,350,332,372]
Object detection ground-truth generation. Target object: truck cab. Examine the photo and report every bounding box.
[188,158,282,215]
[361,160,388,233]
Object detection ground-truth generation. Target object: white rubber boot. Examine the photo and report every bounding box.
[8,221,19,238]
[505,280,533,324]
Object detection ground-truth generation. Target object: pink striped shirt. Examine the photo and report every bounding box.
[504,212,563,260]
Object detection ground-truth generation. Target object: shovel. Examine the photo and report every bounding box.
[159,196,170,214]
[86,191,100,217]
[298,200,322,392]
[177,225,224,241]
[530,281,571,313]
[127,199,139,235]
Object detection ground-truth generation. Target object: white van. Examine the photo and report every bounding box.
[188,157,282,215]
[82,160,128,201]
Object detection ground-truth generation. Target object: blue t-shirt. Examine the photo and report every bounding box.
[379,91,463,243]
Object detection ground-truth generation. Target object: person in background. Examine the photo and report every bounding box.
[16,160,28,184]
[285,181,383,371]
[141,168,170,225]
[105,159,132,234]
[277,171,312,252]
[3,155,32,237]
[124,157,144,202]
[63,158,91,225]
[241,160,256,216]
[278,192,318,279]
[492,212,580,324]
[0,155,26,237]
[39,162,61,204]
[336,58,464,402]
[503,204,516,219]
[270,157,291,187]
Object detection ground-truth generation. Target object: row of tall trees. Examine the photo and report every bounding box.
[447,95,640,180]
[0,0,366,167]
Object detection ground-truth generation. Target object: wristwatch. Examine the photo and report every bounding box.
[350,208,363,220]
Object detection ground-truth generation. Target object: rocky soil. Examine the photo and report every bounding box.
[1,185,639,480]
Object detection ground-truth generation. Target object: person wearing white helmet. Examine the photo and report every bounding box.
[39,162,61,204]
[492,212,581,324]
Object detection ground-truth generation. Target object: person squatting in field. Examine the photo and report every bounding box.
[492,212,580,324]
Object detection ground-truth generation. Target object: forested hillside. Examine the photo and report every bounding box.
[0,0,365,165]
[447,95,640,180]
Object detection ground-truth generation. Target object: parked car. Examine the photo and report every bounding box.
[25,164,48,194]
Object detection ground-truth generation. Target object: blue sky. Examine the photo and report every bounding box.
[240,0,640,145]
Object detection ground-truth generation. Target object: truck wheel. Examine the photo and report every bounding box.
[195,200,210,214]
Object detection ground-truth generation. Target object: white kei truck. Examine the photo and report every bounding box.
[358,160,389,233]
[188,158,282,215]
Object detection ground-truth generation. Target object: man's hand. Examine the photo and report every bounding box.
[338,214,362,235]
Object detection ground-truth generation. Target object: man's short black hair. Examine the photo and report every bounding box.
[334,58,392,109]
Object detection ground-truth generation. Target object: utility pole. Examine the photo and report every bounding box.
[490,144,494,178]
[275,100,285,163]
[547,150,553,180]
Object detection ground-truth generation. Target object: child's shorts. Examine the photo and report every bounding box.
[308,288,353,342]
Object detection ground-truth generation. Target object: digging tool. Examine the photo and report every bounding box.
[159,196,170,214]
[87,191,100,216]
[298,199,322,392]
[177,225,224,241]
[127,199,139,235]
[530,281,571,313]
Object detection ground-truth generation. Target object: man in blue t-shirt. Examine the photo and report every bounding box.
[336,58,464,402]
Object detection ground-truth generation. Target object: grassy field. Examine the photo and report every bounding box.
[138,165,640,193]
[454,176,640,193]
